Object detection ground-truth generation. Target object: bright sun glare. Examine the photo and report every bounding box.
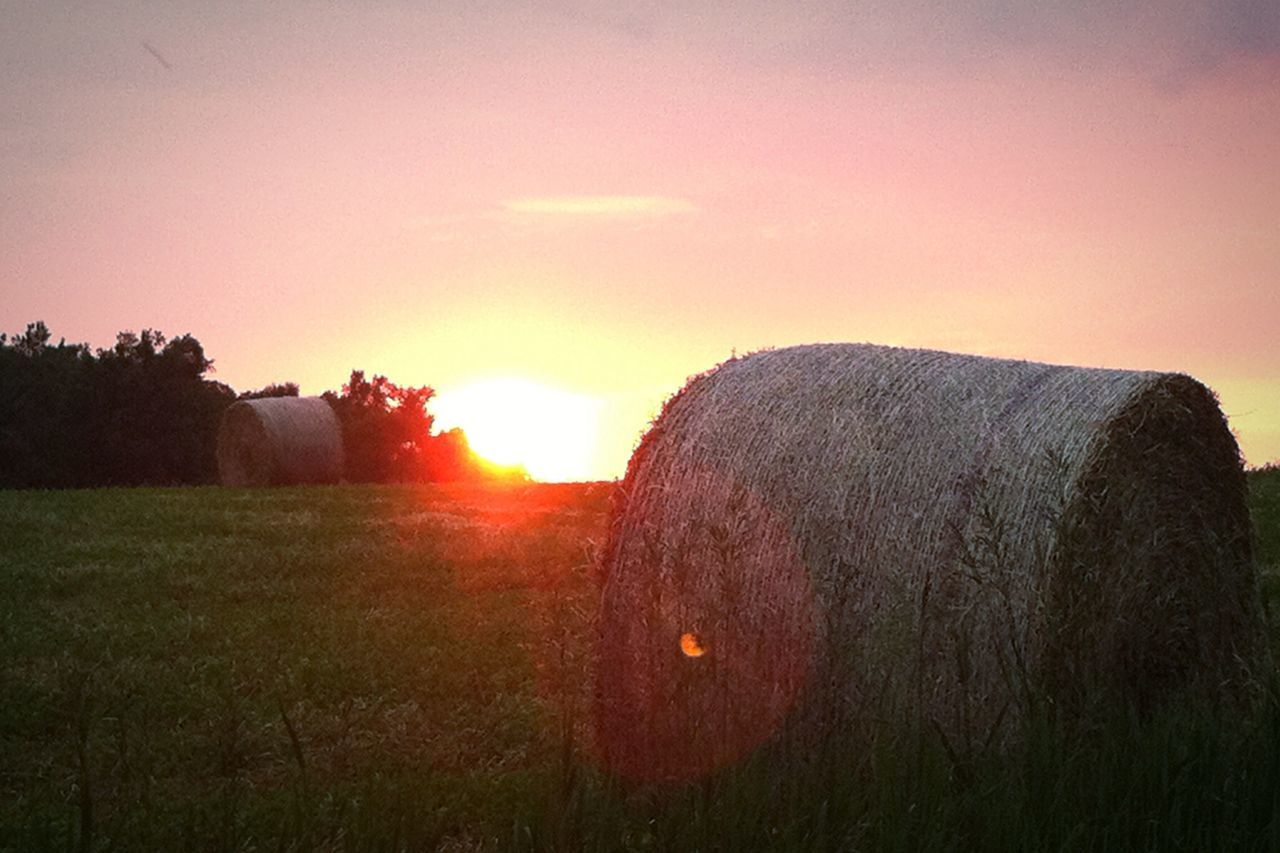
[433,378,600,482]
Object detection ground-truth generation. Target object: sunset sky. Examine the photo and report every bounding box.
[3,2,1278,480]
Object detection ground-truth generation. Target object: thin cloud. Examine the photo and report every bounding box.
[502,196,697,216]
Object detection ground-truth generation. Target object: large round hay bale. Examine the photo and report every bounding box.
[596,343,1261,781]
[216,396,344,486]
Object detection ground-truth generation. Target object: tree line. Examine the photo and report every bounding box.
[0,321,512,489]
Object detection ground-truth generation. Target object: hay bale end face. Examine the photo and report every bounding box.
[216,397,344,486]
[596,343,1261,782]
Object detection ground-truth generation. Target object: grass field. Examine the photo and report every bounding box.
[2,469,1279,851]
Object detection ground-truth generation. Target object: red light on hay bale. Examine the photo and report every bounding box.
[595,343,1261,784]
[680,632,707,658]
[596,463,817,783]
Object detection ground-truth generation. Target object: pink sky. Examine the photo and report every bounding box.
[3,2,1278,478]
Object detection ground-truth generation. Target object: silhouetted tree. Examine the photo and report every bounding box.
[0,321,511,488]
[0,323,233,487]
[0,324,94,487]
[11,321,53,357]
[324,370,437,483]
[86,330,234,485]
[238,382,300,400]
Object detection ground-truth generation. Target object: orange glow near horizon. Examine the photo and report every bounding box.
[4,7,1278,470]
[433,378,600,482]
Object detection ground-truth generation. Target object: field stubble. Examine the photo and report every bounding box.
[0,483,607,851]
[0,470,1278,851]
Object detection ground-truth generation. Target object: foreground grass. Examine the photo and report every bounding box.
[1255,465,1280,645]
[520,466,1280,852]
[1,469,1279,851]
[0,483,608,851]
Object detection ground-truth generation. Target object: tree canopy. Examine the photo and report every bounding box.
[0,322,512,488]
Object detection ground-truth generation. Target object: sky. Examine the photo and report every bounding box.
[3,1,1278,479]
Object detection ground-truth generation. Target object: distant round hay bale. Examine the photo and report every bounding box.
[216,397,344,486]
[596,343,1261,781]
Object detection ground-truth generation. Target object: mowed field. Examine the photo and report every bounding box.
[0,483,609,851]
[2,470,1280,852]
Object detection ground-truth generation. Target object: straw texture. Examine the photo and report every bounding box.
[216,397,344,486]
[596,343,1260,781]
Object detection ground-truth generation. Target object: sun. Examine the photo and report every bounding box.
[432,378,600,482]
